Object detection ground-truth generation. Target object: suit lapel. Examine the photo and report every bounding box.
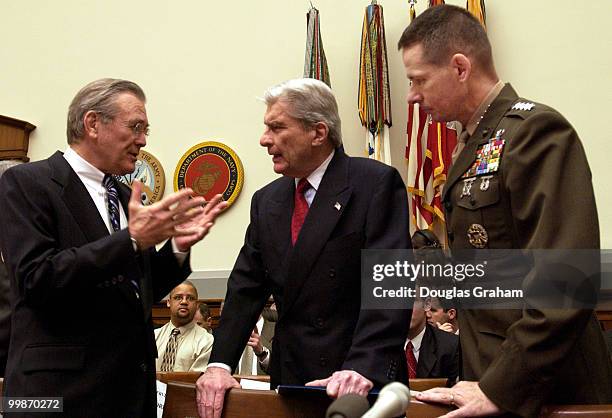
[283,151,352,313]
[417,325,437,377]
[265,176,294,262]
[442,84,519,202]
[50,152,143,312]
[49,152,109,242]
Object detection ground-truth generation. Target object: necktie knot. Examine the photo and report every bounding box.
[296,178,311,195]
[171,328,180,337]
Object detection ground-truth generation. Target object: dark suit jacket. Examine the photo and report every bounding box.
[0,260,10,376]
[443,84,612,417]
[415,324,459,387]
[0,151,190,417]
[211,149,411,388]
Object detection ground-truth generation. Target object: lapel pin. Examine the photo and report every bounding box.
[334,202,342,211]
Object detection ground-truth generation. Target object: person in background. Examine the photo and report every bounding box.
[194,302,213,333]
[155,281,214,372]
[406,295,459,387]
[426,297,458,335]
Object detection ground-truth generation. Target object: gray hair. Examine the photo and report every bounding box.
[263,78,342,148]
[66,78,146,144]
[0,160,22,179]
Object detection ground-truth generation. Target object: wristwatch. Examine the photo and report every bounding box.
[255,348,268,360]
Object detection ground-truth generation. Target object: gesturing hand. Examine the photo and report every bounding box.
[174,193,227,252]
[128,180,207,250]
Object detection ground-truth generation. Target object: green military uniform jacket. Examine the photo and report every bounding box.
[443,84,612,417]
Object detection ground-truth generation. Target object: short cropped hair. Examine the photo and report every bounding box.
[397,5,494,76]
[67,78,146,144]
[198,302,211,318]
[263,78,342,148]
[170,280,198,299]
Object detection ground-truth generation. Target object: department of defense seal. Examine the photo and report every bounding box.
[116,150,165,205]
[174,141,244,208]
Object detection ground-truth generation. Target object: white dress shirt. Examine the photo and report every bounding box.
[404,325,426,363]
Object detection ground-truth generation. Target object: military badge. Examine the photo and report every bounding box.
[116,150,165,205]
[467,223,488,248]
[463,134,506,178]
[174,141,244,208]
[511,101,535,111]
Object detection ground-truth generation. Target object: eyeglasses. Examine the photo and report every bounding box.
[171,294,197,302]
[128,122,150,137]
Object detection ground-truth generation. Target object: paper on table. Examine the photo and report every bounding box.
[240,379,271,390]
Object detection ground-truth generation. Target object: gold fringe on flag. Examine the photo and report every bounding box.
[466,0,486,29]
[358,2,392,164]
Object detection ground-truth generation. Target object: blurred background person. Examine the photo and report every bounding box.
[155,281,214,372]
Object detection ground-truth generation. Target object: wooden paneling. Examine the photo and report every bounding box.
[0,115,36,161]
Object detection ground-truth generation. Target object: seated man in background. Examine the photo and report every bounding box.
[194,302,213,333]
[427,297,458,335]
[236,312,273,376]
[406,296,459,387]
[155,281,214,372]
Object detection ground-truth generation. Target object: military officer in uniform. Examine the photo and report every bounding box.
[398,5,612,418]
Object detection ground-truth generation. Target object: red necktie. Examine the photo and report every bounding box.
[291,178,311,245]
[406,341,417,379]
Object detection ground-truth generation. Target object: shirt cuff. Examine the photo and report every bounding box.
[171,238,189,265]
[206,362,232,373]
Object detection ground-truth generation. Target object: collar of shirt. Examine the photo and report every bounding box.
[464,80,505,137]
[294,149,335,207]
[175,320,196,337]
[64,146,128,233]
[404,324,426,354]
[64,146,106,192]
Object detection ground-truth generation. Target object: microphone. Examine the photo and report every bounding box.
[361,382,410,418]
[325,393,370,418]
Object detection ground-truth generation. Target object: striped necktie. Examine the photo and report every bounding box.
[160,328,181,372]
[102,174,120,233]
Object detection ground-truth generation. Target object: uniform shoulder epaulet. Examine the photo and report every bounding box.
[510,101,535,111]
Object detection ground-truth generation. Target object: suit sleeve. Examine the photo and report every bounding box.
[342,167,412,386]
[478,110,599,416]
[0,167,184,306]
[208,191,270,370]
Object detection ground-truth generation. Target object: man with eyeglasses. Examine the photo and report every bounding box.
[155,281,213,372]
[0,78,226,417]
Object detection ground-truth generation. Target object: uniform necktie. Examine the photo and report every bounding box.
[406,340,417,379]
[451,129,469,164]
[160,328,181,372]
[102,174,120,233]
[291,178,312,245]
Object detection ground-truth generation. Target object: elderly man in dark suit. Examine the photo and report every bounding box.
[0,78,226,417]
[399,5,612,417]
[197,78,411,418]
